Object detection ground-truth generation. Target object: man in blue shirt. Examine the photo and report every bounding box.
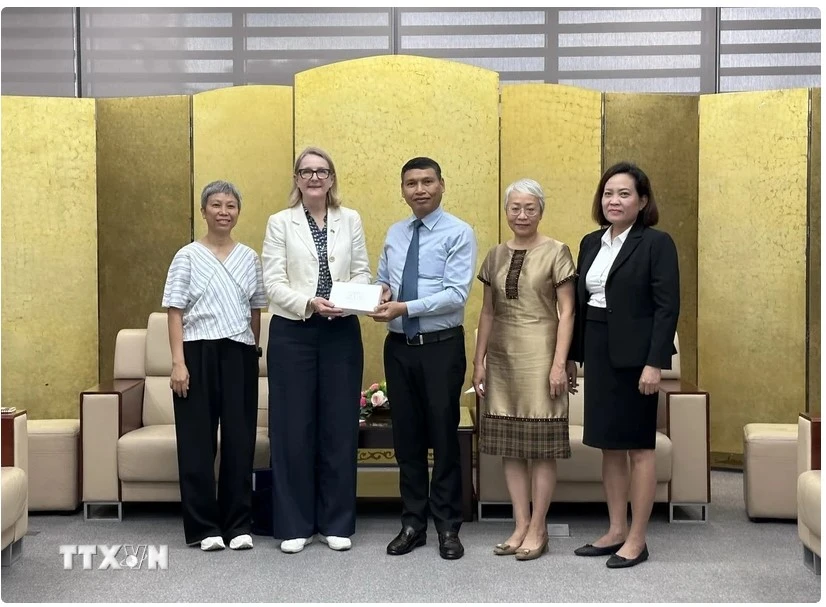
[371,157,477,560]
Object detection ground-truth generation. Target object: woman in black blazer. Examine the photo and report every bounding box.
[566,162,679,569]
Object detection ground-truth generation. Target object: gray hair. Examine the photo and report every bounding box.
[504,178,545,214]
[201,180,242,210]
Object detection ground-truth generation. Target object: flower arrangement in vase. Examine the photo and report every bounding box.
[360,380,389,423]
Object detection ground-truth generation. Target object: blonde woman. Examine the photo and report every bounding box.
[262,147,371,553]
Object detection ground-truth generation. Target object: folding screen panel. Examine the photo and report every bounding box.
[192,85,294,253]
[1,97,98,418]
[808,87,820,415]
[500,84,602,256]
[698,88,810,456]
[96,96,192,381]
[604,93,700,385]
[294,55,500,399]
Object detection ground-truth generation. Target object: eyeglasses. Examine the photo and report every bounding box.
[297,168,333,180]
[506,206,540,218]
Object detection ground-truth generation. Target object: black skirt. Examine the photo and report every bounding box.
[582,306,658,450]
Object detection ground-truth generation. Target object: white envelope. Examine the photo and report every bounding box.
[329,282,383,316]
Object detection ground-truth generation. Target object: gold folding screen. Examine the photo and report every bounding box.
[192,86,294,253]
[604,94,700,385]
[808,88,820,415]
[0,64,818,459]
[293,56,500,396]
[500,84,602,256]
[698,89,811,457]
[96,97,193,381]
[1,97,98,419]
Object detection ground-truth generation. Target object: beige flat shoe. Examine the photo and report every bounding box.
[493,542,518,556]
[514,537,549,561]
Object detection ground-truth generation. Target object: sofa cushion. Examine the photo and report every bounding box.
[556,426,672,482]
[119,425,271,482]
[143,376,270,428]
[144,312,273,378]
[1,467,27,533]
[143,377,175,427]
[119,425,179,482]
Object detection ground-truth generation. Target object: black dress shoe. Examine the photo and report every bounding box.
[606,544,649,569]
[574,541,625,557]
[387,526,427,555]
[438,531,464,560]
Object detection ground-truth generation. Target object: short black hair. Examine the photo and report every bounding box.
[401,157,442,181]
[591,161,659,227]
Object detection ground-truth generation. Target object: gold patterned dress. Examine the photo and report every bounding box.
[477,239,576,459]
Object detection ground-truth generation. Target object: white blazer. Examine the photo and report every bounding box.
[262,204,371,320]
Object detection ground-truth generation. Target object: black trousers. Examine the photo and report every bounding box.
[383,329,466,533]
[172,338,259,545]
[268,314,363,539]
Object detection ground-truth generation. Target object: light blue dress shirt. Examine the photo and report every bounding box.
[376,206,478,335]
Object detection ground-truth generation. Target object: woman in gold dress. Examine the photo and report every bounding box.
[472,178,577,561]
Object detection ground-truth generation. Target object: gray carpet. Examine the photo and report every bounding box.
[1,471,821,603]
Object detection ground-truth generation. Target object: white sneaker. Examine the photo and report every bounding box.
[320,535,352,551]
[229,534,253,550]
[280,536,313,553]
[200,536,225,551]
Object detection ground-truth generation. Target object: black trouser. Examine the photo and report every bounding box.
[268,314,363,539]
[172,338,259,545]
[383,328,466,534]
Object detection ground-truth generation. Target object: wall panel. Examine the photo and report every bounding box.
[294,55,500,393]
[96,96,192,381]
[698,89,809,455]
[192,85,294,253]
[500,84,602,258]
[1,96,98,418]
[604,93,699,385]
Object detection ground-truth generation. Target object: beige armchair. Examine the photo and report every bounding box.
[797,412,821,574]
[80,313,271,520]
[476,334,711,522]
[2,409,28,566]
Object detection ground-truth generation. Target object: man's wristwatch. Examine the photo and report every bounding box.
[256,347,263,358]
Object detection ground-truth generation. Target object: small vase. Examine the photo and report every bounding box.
[369,407,392,422]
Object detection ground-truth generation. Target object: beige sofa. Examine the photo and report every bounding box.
[476,335,711,522]
[797,412,821,574]
[81,312,271,520]
[2,409,29,566]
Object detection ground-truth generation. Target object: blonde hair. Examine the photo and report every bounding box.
[287,146,342,208]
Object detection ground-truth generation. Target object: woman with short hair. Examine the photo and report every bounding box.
[163,180,267,552]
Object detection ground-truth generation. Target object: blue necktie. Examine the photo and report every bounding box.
[400,219,423,339]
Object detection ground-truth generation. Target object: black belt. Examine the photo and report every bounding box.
[389,326,464,347]
[585,305,608,322]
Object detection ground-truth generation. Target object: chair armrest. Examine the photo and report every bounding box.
[80,379,144,502]
[798,412,821,474]
[660,380,710,504]
[1,409,28,473]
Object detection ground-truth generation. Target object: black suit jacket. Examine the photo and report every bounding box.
[569,223,680,369]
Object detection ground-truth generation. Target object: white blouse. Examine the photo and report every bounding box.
[162,242,268,345]
[585,225,633,308]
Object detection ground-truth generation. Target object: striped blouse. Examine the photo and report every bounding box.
[162,241,268,345]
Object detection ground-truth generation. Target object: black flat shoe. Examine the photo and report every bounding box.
[386,526,427,556]
[438,531,464,560]
[574,541,625,557]
[606,544,649,569]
